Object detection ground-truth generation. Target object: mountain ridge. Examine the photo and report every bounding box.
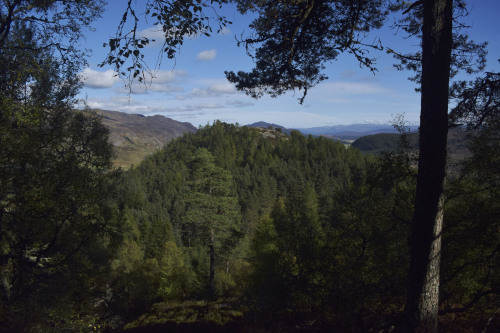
[246,121,419,140]
[95,111,419,168]
[95,109,197,168]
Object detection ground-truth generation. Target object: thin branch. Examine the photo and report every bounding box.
[402,0,423,15]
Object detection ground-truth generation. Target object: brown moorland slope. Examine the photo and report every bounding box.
[95,109,197,168]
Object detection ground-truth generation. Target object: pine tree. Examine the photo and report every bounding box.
[182,148,242,299]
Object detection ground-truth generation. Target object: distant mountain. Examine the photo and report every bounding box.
[96,109,197,168]
[246,121,420,141]
[297,124,419,140]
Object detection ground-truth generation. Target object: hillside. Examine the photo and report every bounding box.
[351,132,419,153]
[351,128,470,170]
[95,109,197,168]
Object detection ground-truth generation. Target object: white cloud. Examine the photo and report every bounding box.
[138,27,165,44]
[113,70,187,94]
[322,82,390,95]
[187,82,237,98]
[226,100,254,107]
[79,95,138,111]
[80,68,119,89]
[197,49,217,61]
[151,70,187,83]
[209,83,235,94]
[363,119,386,125]
[149,84,184,93]
[171,103,223,111]
[126,84,184,94]
[306,81,395,104]
[130,69,187,85]
[137,26,202,47]
[218,27,231,35]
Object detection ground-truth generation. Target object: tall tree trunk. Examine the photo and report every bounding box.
[209,243,215,300]
[405,0,453,332]
[209,226,216,300]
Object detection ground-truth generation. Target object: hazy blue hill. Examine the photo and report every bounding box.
[297,124,419,140]
[298,124,396,135]
[246,121,415,140]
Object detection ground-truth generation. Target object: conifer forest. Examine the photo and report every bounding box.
[0,0,499,332]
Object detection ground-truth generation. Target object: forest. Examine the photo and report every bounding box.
[1,0,499,332]
[2,118,499,331]
[105,122,499,332]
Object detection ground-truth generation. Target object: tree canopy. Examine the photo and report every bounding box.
[0,3,118,330]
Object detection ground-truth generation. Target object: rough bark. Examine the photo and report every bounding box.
[404,0,453,332]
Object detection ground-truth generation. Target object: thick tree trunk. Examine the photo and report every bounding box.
[404,0,453,332]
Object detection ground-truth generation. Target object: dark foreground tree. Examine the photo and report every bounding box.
[442,71,500,318]
[0,17,117,331]
[0,104,118,330]
[403,1,452,331]
[0,0,104,60]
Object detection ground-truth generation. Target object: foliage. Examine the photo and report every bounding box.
[387,0,487,88]
[112,122,412,329]
[351,132,419,153]
[124,299,245,330]
[101,0,231,91]
[179,148,242,298]
[442,70,500,315]
[226,0,386,103]
[0,13,118,332]
[0,0,105,64]
[250,183,327,309]
[442,181,500,314]
[450,71,500,130]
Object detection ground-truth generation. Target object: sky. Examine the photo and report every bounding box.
[77,1,500,129]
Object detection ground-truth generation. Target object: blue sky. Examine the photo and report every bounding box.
[78,1,500,128]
